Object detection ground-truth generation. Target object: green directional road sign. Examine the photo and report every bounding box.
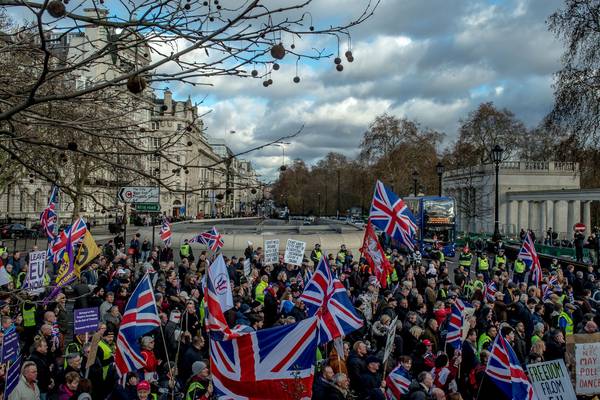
[135,203,161,212]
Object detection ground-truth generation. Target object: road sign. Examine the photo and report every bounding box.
[135,203,161,212]
[118,187,160,204]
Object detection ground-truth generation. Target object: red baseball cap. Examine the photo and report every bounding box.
[422,339,432,346]
[137,381,151,391]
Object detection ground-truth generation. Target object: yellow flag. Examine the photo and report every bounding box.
[75,231,101,276]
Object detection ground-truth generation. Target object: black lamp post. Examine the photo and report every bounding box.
[436,162,444,197]
[491,144,504,241]
[412,170,419,196]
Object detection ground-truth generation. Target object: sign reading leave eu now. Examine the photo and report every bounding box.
[527,359,576,400]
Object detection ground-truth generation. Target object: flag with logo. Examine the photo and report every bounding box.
[74,230,101,276]
[159,218,172,247]
[360,221,392,288]
[205,255,235,339]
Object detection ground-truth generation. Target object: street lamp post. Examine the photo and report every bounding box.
[412,170,419,196]
[436,162,445,197]
[491,144,504,242]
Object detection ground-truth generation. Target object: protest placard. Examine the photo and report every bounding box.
[527,359,576,400]
[383,316,398,364]
[283,239,306,266]
[74,307,100,335]
[575,341,600,395]
[1,329,19,363]
[26,250,46,292]
[264,239,280,265]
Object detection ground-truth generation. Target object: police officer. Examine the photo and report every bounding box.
[458,246,473,272]
[558,303,575,337]
[179,239,193,262]
[494,249,506,272]
[310,243,323,265]
[513,257,527,283]
[0,241,7,257]
[477,251,490,282]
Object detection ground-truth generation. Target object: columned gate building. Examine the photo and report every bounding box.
[442,161,598,239]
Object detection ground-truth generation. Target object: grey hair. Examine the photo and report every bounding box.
[332,372,347,386]
[141,336,154,347]
[533,322,545,335]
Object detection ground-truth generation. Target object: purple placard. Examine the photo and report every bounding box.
[1,329,19,363]
[74,308,99,335]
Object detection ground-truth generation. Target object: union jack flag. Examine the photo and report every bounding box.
[369,180,417,251]
[486,333,537,400]
[205,255,236,340]
[485,281,498,302]
[190,226,224,252]
[210,316,319,399]
[159,218,172,247]
[386,365,412,400]
[47,217,87,264]
[40,185,59,240]
[518,232,542,287]
[114,274,161,377]
[446,304,463,350]
[300,257,363,344]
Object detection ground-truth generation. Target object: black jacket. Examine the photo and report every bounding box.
[346,351,366,392]
[28,350,54,392]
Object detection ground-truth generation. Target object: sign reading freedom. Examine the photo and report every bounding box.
[527,359,576,400]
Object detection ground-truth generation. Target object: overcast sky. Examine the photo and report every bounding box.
[165,0,565,181]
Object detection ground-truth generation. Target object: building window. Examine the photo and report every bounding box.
[177,124,183,130]
[152,121,159,130]
[152,137,162,148]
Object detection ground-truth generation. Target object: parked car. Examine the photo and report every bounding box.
[0,224,37,239]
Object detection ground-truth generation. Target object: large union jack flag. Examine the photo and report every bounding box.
[40,185,59,241]
[386,365,412,400]
[518,231,541,287]
[486,333,537,400]
[47,218,87,264]
[190,226,224,252]
[300,257,363,344]
[369,180,417,251]
[159,218,172,247]
[114,274,161,377]
[210,316,319,399]
[446,304,463,350]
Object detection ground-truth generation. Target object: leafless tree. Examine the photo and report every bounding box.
[0,0,378,214]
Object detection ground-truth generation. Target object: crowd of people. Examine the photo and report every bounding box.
[0,226,598,400]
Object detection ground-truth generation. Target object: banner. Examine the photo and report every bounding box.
[383,316,398,363]
[283,239,306,266]
[74,307,100,335]
[263,239,280,265]
[575,342,600,395]
[527,359,576,400]
[74,231,101,276]
[26,251,46,293]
